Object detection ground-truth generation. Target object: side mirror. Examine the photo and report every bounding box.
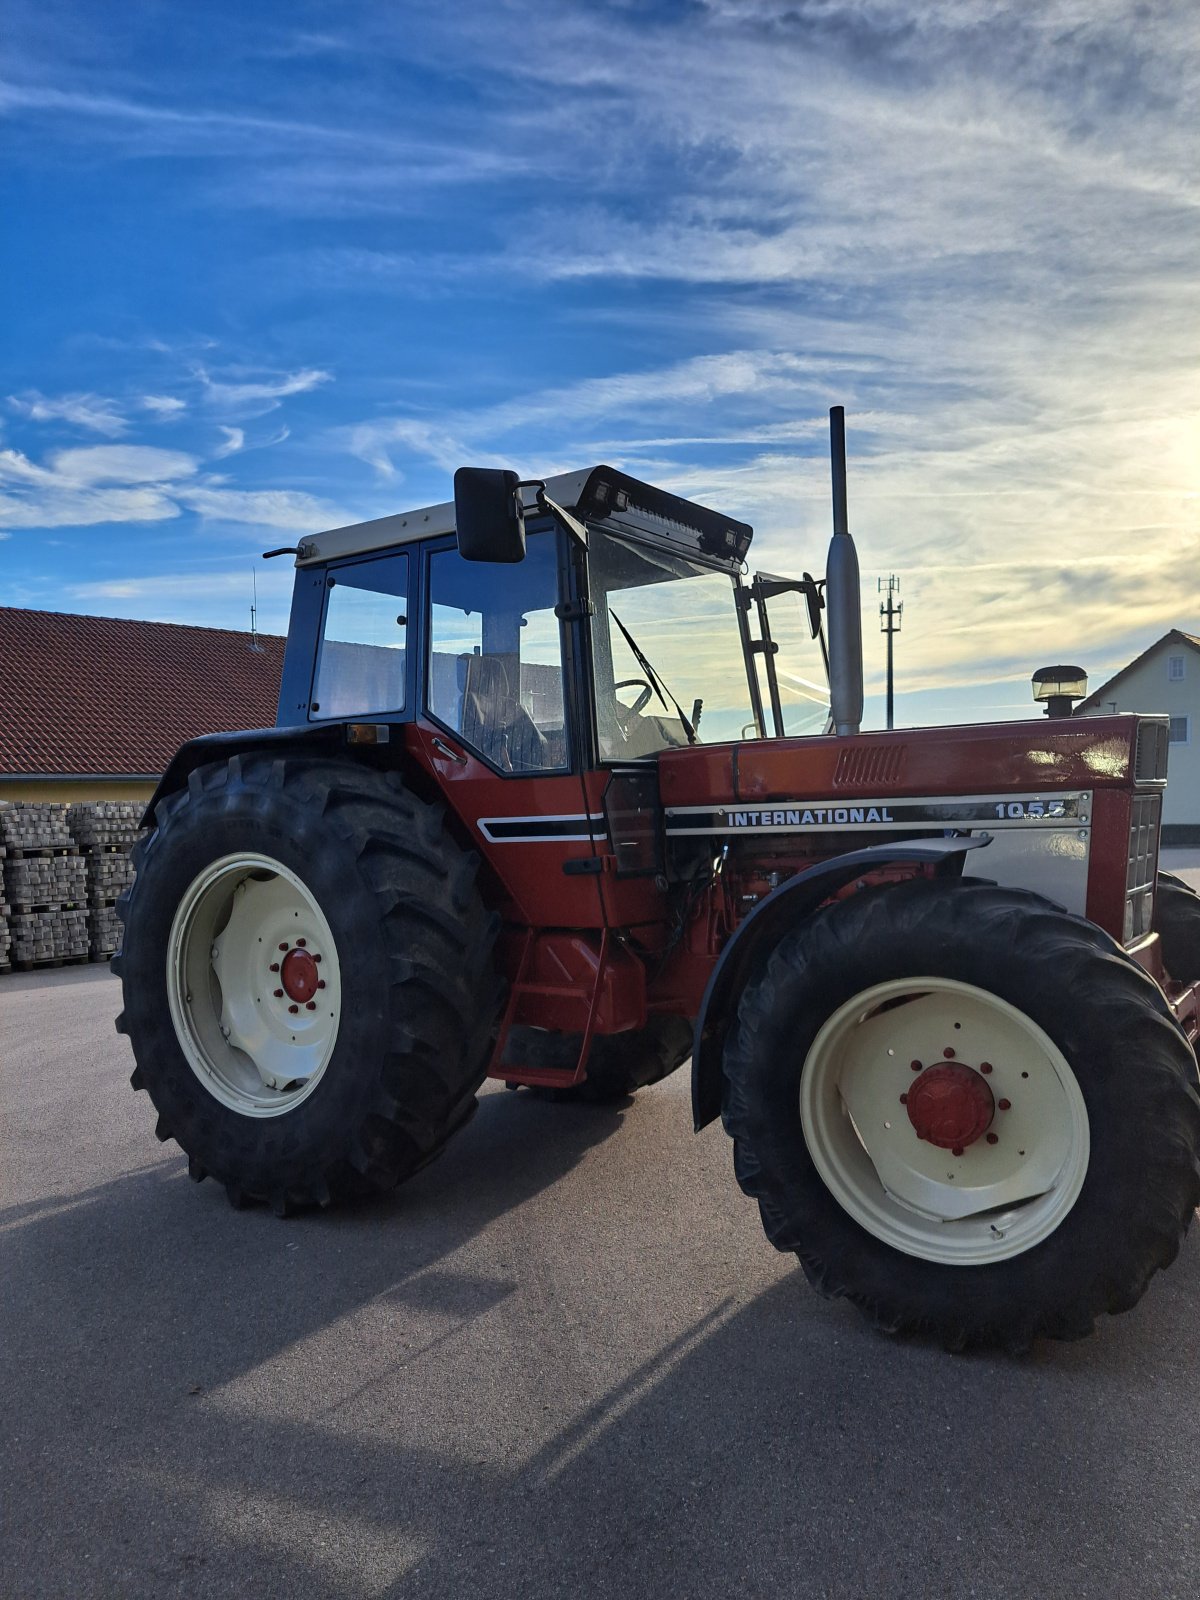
[454,467,526,563]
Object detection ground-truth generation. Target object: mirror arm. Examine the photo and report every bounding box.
[521,481,589,550]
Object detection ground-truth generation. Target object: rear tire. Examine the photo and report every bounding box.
[722,880,1200,1350]
[505,1016,692,1102]
[115,756,501,1211]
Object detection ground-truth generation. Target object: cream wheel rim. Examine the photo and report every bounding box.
[166,853,342,1118]
[799,976,1089,1265]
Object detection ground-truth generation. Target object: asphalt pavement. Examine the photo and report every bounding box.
[3,864,1200,1599]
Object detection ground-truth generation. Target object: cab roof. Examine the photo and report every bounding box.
[296,466,754,569]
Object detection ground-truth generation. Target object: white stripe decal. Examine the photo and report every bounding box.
[478,813,607,844]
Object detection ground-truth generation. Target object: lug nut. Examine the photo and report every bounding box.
[317,979,326,990]
[279,943,288,952]
[986,1132,999,1145]
[296,938,307,948]
[910,1060,923,1072]
[273,989,283,998]
[269,962,280,973]
[288,1004,298,1014]
[899,1093,908,1104]
[980,1062,993,1075]
[305,1001,316,1011]
[943,1047,956,1059]
[952,1145,964,1156]
[998,1098,1011,1111]
[313,954,322,965]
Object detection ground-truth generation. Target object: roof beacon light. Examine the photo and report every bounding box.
[1032,665,1088,719]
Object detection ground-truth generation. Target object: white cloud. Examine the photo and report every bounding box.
[8,391,127,437]
[175,486,342,530]
[0,442,342,534]
[47,446,199,486]
[214,426,245,458]
[140,394,187,417]
[196,366,333,410]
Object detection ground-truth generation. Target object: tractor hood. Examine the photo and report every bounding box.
[658,715,1169,816]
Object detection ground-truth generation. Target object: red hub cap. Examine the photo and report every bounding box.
[280,947,319,1004]
[905,1063,995,1150]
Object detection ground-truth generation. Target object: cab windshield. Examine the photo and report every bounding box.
[589,534,759,760]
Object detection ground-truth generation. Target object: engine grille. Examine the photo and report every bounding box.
[833,743,906,788]
[1128,793,1161,895]
[1124,791,1162,944]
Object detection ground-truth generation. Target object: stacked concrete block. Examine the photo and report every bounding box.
[0,801,143,972]
[67,802,142,959]
[0,801,73,851]
[9,908,89,964]
[67,802,143,850]
[4,853,87,908]
[0,847,9,969]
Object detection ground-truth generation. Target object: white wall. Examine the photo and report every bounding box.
[1082,641,1199,826]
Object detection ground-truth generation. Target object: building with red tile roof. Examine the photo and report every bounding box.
[0,607,284,803]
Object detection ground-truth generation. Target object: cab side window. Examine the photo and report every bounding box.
[311,555,408,720]
[427,533,568,772]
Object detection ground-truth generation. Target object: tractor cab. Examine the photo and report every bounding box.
[279,464,832,778]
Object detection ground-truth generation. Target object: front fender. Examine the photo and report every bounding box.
[691,834,993,1131]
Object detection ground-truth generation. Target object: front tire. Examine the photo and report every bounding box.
[722,880,1200,1349]
[1154,872,1200,985]
[115,757,501,1211]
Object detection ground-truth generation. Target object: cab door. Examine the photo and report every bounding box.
[412,527,607,929]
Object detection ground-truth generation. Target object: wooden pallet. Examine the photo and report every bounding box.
[2,844,79,859]
[8,901,85,914]
[10,952,90,972]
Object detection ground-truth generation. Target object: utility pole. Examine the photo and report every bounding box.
[878,575,903,730]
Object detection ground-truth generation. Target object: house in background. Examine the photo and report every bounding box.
[0,608,285,805]
[1077,628,1200,843]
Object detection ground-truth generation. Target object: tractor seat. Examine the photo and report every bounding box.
[457,654,548,772]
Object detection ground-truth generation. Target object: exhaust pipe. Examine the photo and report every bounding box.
[826,406,864,736]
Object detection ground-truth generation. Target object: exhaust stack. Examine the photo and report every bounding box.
[826,406,864,736]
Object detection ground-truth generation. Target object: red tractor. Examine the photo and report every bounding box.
[116,410,1200,1350]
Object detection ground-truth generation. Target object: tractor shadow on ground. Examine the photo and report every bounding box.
[6,1077,1200,1600]
[8,1251,1199,1600]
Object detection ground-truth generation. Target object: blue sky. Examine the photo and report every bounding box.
[2,0,1198,728]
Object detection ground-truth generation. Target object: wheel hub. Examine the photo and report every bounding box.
[799,976,1090,1263]
[280,946,320,1004]
[905,1062,994,1150]
[166,854,342,1119]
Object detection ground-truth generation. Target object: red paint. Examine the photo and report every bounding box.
[906,1064,995,1150]
[380,712,1186,1089]
[659,714,1145,809]
[281,948,319,1004]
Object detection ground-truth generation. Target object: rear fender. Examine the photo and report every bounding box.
[691,834,993,1131]
[140,725,347,827]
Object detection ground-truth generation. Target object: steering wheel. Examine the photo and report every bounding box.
[614,678,655,716]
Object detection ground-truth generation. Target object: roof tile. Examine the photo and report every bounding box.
[0,607,286,777]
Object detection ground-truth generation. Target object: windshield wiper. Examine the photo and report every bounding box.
[608,608,698,745]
